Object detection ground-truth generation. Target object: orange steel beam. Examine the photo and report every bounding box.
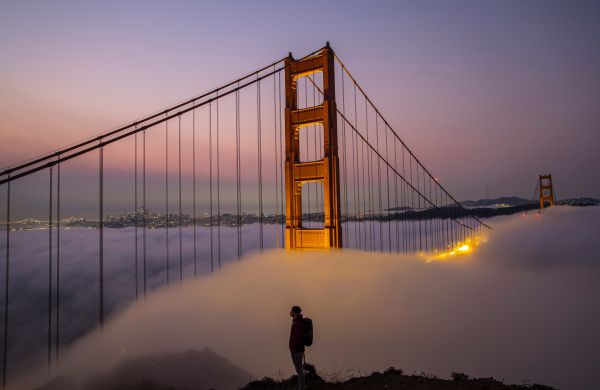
[284,44,342,249]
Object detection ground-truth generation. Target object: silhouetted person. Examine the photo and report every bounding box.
[289,305,306,390]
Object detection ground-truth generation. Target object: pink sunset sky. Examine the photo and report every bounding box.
[1,0,599,218]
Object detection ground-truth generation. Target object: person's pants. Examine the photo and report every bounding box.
[291,351,305,389]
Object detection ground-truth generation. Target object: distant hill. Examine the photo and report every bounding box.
[381,196,599,221]
[557,197,600,206]
[460,197,533,208]
[460,196,599,209]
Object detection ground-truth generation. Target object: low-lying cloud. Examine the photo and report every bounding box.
[12,206,600,390]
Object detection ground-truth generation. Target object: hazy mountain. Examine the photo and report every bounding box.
[460,196,600,208]
[557,198,600,206]
[460,197,533,208]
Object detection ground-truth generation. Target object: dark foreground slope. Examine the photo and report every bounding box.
[36,351,555,390]
[243,367,555,390]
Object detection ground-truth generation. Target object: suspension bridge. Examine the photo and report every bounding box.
[0,43,490,387]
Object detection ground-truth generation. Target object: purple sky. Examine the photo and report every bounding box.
[1,0,599,218]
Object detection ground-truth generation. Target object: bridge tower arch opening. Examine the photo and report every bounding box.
[284,44,342,249]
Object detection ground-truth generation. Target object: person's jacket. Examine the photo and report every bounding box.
[289,314,305,353]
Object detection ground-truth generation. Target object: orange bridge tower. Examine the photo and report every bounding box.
[284,44,342,249]
[539,174,556,209]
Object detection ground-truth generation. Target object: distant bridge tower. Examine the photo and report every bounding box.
[284,44,342,249]
[539,174,556,209]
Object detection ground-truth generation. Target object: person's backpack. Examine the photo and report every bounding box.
[302,317,313,347]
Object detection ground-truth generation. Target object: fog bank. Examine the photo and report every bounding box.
[15,206,600,390]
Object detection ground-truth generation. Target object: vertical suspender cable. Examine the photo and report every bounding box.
[2,178,10,388]
[350,79,358,249]
[257,79,263,250]
[423,167,428,252]
[134,132,138,298]
[192,105,197,277]
[400,144,412,253]
[48,167,53,367]
[450,193,456,247]
[443,194,452,249]
[340,67,349,246]
[441,195,445,249]
[99,146,104,327]
[416,163,422,252]
[434,181,438,251]
[434,184,438,251]
[369,105,376,250]
[375,115,383,251]
[178,116,182,281]
[239,89,243,258]
[442,193,451,250]
[414,163,419,252]
[142,131,147,296]
[430,177,434,251]
[354,82,363,249]
[442,193,446,249]
[278,73,285,247]
[165,115,169,285]
[209,103,214,273]
[360,134,367,249]
[364,99,373,250]
[451,194,456,247]
[273,67,280,248]
[235,88,242,260]
[439,184,444,250]
[443,194,448,249]
[436,186,442,250]
[56,162,60,359]
[409,156,415,251]
[216,95,221,267]
[430,178,435,251]
[427,173,432,252]
[384,125,391,252]
[393,137,399,252]
[423,173,428,251]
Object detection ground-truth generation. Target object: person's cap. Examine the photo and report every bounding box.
[291,305,302,314]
